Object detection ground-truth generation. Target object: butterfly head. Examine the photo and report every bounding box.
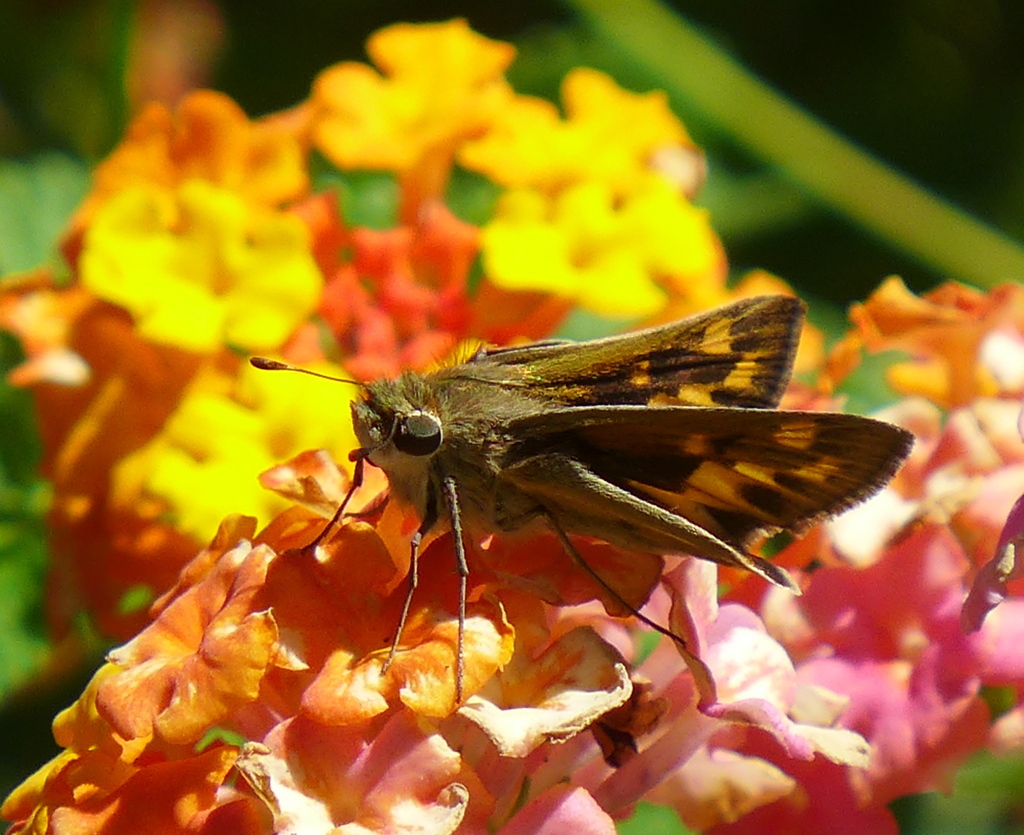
[351,379,444,466]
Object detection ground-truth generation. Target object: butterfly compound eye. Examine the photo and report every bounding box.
[394,411,443,456]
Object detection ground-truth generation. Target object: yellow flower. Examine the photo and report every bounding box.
[110,361,359,542]
[481,175,724,319]
[78,180,322,353]
[67,89,308,242]
[311,19,515,173]
[460,68,693,194]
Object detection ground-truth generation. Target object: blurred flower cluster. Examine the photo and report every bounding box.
[2,18,1023,835]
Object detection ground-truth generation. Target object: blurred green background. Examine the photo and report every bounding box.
[2,0,1024,832]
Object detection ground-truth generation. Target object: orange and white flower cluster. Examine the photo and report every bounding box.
[1,450,874,833]
[4,18,1023,835]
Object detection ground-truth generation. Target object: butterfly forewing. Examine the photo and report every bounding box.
[480,295,804,409]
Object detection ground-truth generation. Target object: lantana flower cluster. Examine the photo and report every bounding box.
[2,18,1023,835]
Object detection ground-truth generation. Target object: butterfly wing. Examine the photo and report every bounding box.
[499,405,913,585]
[498,448,801,590]
[476,295,804,409]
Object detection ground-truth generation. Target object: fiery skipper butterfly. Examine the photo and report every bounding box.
[254,295,912,699]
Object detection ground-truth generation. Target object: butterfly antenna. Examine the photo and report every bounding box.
[249,357,364,387]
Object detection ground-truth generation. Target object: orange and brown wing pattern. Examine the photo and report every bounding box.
[508,405,914,546]
[479,295,804,410]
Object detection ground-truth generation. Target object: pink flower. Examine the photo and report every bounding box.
[764,522,1024,811]
[963,397,1024,630]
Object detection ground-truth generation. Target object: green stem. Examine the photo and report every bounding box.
[568,0,1024,289]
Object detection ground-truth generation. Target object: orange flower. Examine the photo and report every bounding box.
[0,286,205,637]
[241,713,491,833]
[0,661,255,835]
[460,623,632,758]
[4,451,652,831]
[0,85,330,639]
[2,743,248,835]
[48,748,251,835]
[824,277,1024,408]
[297,546,516,722]
[97,539,283,745]
[297,192,581,377]
[5,309,359,639]
[312,199,480,378]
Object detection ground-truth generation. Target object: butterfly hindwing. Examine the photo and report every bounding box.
[505,405,914,546]
[497,449,800,590]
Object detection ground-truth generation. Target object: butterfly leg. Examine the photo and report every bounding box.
[382,496,438,677]
[443,476,468,703]
[309,452,366,551]
[381,481,467,703]
[544,512,690,653]
[382,531,419,675]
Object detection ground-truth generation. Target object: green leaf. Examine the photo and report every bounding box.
[196,727,249,753]
[116,584,156,616]
[0,333,43,486]
[556,308,638,341]
[0,152,89,275]
[618,802,694,835]
[0,518,50,701]
[446,166,501,226]
[633,630,662,665]
[890,751,1024,835]
[833,349,911,415]
[309,154,399,230]
[0,334,51,704]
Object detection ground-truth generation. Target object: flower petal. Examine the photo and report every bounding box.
[459,626,631,757]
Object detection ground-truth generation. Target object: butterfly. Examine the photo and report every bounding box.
[254,294,913,699]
